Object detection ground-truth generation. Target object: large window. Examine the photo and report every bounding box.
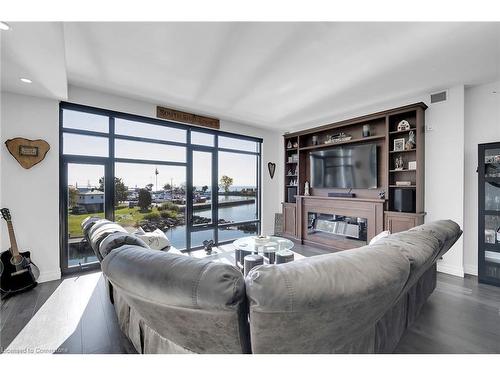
[217,151,258,242]
[113,162,187,250]
[60,103,262,274]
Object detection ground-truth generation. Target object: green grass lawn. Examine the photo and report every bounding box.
[68,211,105,238]
[68,206,174,238]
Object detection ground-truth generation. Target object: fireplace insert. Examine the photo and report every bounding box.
[307,213,368,242]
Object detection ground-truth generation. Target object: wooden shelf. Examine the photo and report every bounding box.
[282,102,426,239]
[389,149,416,154]
[389,128,416,135]
[384,211,425,217]
[296,195,385,203]
[299,135,386,151]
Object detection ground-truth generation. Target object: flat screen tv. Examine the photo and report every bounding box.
[310,144,377,189]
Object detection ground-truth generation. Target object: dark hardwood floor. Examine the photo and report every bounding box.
[1,243,499,354]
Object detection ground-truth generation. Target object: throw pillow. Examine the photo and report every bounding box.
[369,230,391,245]
[134,228,171,251]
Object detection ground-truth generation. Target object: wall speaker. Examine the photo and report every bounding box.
[393,188,415,212]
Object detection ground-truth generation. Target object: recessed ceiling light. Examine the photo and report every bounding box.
[20,78,32,84]
[0,22,11,31]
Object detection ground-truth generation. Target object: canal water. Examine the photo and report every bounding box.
[166,196,257,249]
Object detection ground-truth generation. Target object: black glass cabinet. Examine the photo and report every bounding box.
[478,141,500,287]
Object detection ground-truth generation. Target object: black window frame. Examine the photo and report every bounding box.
[59,101,262,275]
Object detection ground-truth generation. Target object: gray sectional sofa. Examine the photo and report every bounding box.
[82,218,462,354]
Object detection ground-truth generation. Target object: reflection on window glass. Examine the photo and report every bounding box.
[190,228,215,248]
[61,106,262,257]
[191,131,214,147]
[485,182,500,211]
[485,215,500,245]
[484,148,500,178]
[63,133,109,157]
[115,139,186,162]
[67,163,103,267]
[193,151,213,224]
[218,151,257,224]
[114,162,187,250]
[218,224,258,243]
[218,136,258,152]
[63,109,109,133]
[115,118,186,143]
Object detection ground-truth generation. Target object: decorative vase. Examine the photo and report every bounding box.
[362,124,370,137]
[304,181,310,196]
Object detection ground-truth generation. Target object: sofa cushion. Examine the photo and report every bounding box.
[88,220,128,260]
[369,230,391,245]
[87,219,113,240]
[99,232,150,259]
[408,220,463,260]
[102,246,250,353]
[81,216,101,240]
[375,230,440,287]
[245,242,410,353]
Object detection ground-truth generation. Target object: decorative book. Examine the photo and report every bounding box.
[395,181,412,186]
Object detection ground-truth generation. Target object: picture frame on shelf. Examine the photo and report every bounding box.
[393,138,405,152]
[408,161,417,170]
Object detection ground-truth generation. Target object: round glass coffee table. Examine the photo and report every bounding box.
[233,235,294,253]
[233,236,295,270]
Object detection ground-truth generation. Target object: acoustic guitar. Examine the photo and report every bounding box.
[0,208,39,299]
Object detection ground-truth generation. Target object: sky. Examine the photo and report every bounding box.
[64,109,258,191]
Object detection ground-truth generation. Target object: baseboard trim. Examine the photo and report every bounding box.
[437,262,464,278]
[464,263,478,276]
[38,269,61,283]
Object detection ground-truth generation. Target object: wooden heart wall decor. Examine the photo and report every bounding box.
[267,162,276,179]
[5,137,50,169]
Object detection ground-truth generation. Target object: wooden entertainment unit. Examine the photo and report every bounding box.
[282,102,426,251]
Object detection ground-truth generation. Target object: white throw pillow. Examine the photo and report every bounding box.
[369,230,391,245]
[134,228,171,251]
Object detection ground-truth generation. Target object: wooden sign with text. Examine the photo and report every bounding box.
[5,137,50,169]
[156,106,220,129]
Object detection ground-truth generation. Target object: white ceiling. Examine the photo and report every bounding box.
[2,22,499,130]
[1,22,67,99]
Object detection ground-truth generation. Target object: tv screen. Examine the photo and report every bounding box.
[310,144,377,189]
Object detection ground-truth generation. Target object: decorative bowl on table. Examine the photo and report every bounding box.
[254,235,270,246]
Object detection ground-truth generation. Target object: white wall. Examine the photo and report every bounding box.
[287,85,467,276]
[1,92,61,282]
[425,85,465,277]
[463,81,500,275]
